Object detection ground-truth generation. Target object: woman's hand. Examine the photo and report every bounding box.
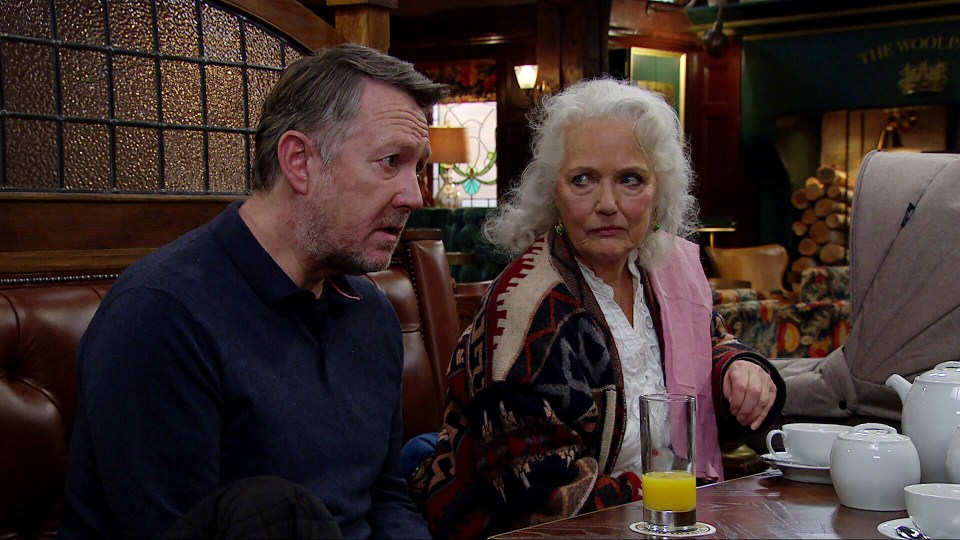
[722,360,777,430]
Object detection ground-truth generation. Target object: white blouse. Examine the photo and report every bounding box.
[576,254,666,477]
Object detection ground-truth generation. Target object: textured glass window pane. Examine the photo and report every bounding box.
[158,0,199,57]
[1,41,56,115]
[244,23,281,67]
[205,65,243,128]
[57,0,105,45]
[201,4,240,63]
[208,131,245,192]
[248,133,255,185]
[110,0,154,52]
[61,48,109,118]
[112,54,158,122]
[161,60,202,125]
[116,126,159,191]
[5,120,58,189]
[163,129,203,191]
[284,44,305,67]
[63,123,110,190]
[0,0,49,38]
[246,68,279,129]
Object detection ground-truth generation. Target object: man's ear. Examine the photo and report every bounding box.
[277,130,314,196]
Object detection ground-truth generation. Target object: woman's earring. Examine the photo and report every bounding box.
[652,222,661,232]
[652,209,661,232]
[555,218,566,235]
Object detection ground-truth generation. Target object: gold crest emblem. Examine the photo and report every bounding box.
[899,61,948,95]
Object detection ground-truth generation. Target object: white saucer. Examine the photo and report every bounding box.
[877,517,918,540]
[760,453,832,484]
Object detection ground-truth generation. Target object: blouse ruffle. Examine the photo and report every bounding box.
[576,254,666,476]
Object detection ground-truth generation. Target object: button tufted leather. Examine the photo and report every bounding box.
[0,284,110,539]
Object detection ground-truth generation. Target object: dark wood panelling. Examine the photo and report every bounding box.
[222,0,344,51]
[390,4,537,55]
[0,194,236,252]
[687,40,751,247]
[609,0,701,49]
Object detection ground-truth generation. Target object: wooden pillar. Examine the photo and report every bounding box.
[536,0,611,91]
[328,0,396,52]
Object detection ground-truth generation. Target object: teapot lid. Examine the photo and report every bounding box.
[837,423,912,444]
[915,361,960,384]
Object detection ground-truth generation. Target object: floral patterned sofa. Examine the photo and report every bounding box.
[713,265,851,359]
[777,265,851,358]
[713,288,780,358]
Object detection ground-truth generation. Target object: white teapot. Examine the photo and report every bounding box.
[886,361,960,483]
[948,425,960,483]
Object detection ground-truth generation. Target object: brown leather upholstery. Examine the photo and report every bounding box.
[0,283,111,539]
[705,244,789,295]
[0,229,458,539]
[365,230,460,442]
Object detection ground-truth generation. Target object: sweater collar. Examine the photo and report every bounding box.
[212,201,362,306]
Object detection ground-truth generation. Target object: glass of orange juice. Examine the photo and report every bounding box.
[639,393,697,534]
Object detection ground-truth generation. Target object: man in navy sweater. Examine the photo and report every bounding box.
[60,43,446,539]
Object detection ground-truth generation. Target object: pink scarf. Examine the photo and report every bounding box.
[648,238,723,481]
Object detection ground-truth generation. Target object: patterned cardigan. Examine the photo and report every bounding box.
[417,231,785,539]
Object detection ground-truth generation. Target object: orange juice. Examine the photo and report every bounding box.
[642,471,696,512]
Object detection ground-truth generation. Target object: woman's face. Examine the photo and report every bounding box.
[555,117,659,272]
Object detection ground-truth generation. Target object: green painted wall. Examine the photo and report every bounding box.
[741,20,960,251]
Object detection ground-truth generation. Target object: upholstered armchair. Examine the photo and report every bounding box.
[705,244,789,298]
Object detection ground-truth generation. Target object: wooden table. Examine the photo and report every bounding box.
[492,469,906,539]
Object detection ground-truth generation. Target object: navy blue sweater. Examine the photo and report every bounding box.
[60,202,429,539]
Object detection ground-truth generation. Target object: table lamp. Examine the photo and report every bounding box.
[428,126,470,208]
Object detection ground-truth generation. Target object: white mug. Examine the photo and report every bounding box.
[765,423,848,467]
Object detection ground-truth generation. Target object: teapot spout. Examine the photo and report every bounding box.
[886,374,911,403]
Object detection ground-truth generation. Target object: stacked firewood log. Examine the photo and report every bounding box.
[788,165,853,287]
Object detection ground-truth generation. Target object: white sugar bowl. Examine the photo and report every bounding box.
[830,423,921,511]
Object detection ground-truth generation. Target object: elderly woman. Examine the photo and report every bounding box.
[416,79,785,539]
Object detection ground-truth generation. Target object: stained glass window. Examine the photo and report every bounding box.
[433,101,498,207]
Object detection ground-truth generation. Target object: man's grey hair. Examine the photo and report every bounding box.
[252,43,449,191]
[483,77,699,268]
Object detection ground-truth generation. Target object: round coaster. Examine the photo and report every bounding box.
[629,521,717,538]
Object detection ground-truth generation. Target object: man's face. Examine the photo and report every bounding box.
[296,80,429,274]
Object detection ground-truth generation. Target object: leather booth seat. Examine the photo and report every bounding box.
[0,284,110,539]
[364,230,460,442]
[0,229,458,539]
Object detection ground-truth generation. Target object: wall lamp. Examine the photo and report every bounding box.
[701,0,729,58]
[643,0,727,57]
[514,64,553,102]
[877,109,917,152]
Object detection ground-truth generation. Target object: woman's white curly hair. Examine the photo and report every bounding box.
[483,77,699,268]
